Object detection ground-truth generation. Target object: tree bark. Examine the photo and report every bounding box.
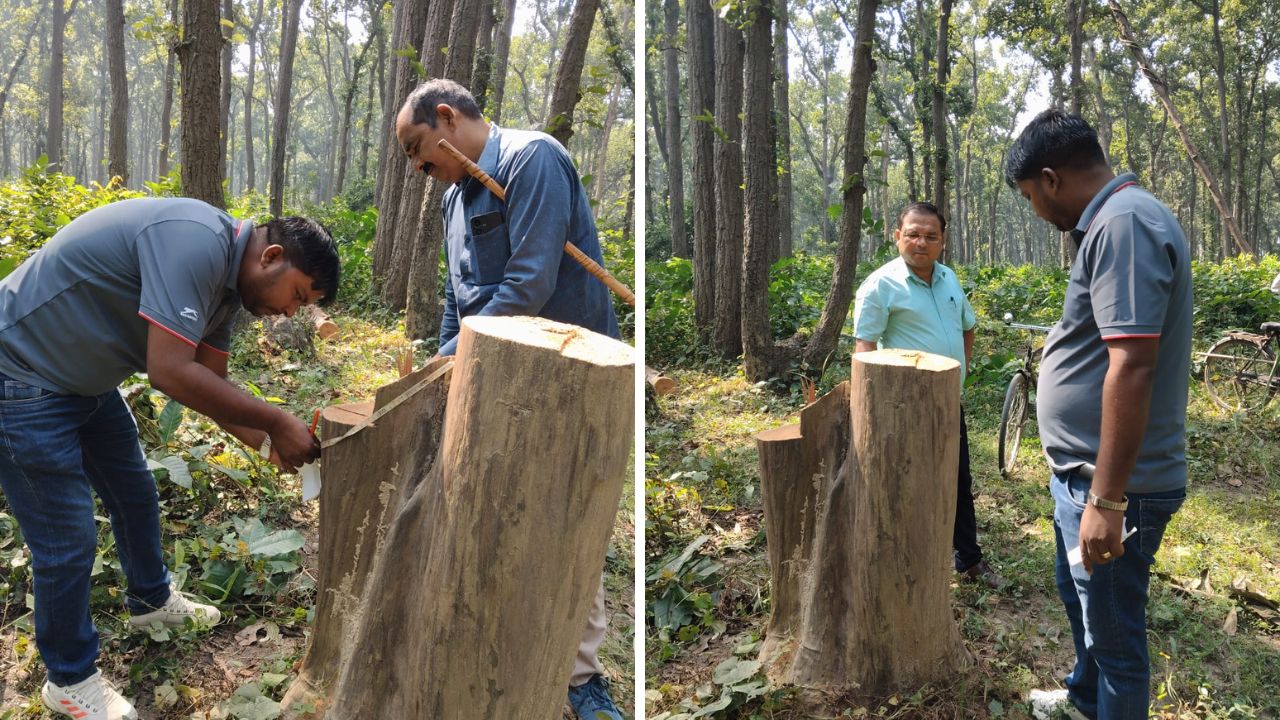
[220,0,234,185]
[785,349,969,691]
[740,0,782,380]
[773,0,793,261]
[105,0,129,185]
[490,0,518,123]
[1106,0,1251,255]
[756,382,850,671]
[544,0,599,146]
[932,0,951,230]
[158,0,179,178]
[243,0,264,192]
[662,0,688,258]
[284,317,631,718]
[47,0,75,172]
[688,0,717,335]
[270,0,303,217]
[712,18,744,358]
[178,0,225,207]
[470,0,497,113]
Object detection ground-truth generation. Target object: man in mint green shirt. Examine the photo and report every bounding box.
[853,201,1001,588]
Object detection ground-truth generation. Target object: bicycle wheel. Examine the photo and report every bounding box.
[1204,336,1276,413]
[998,372,1030,475]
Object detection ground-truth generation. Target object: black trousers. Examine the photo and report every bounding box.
[953,409,983,571]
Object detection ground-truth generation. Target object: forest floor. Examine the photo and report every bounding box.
[0,308,635,719]
[644,333,1280,720]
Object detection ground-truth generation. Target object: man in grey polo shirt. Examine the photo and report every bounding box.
[853,200,1002,589]
[1007,110,1191,720]
[0,197,338,720]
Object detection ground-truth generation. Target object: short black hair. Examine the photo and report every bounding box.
[898,201,946,233]
[1004,109,1107,188]
[263,216,340,306]
[403,79,483,128]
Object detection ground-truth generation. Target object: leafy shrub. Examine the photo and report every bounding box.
[958,263,1069,327]
[1191,254,1280,340]
[646,257,705,366]
[0,158,143,279]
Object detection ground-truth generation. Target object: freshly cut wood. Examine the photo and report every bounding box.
[646,365,676,395]
[756,382,849,672]
[283,316,632,718]
[782,349,969,693]
[310,307,339,339]
[280,357,453,713]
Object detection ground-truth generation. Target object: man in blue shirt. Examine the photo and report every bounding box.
[1009,110,1192,720]
[394,79,623,720]
[853,201,1002,590]
[0,201,338,720]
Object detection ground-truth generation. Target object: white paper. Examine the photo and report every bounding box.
[301,462,322,502]
[1068,524,1137,566]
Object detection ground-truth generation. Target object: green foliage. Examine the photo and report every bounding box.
[645,258,708,367]
[958,263,1070,327]
[647,534,725,657]
[650,637,787,719]
[766,253,834,337]
[0,159,143,279]
[1191,254,1280,341]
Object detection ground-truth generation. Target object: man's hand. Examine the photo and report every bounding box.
[1079,503,1125,574]
[267,413,320,474]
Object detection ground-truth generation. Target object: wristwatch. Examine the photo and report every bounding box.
[258,435,273,460]
[1087,491,1128,512]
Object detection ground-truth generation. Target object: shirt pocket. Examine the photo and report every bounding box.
[467,212,511,286]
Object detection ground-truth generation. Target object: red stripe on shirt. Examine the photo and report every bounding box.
[1101,333,1161,340]
[138,311,198,348]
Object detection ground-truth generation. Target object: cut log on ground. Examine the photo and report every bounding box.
[281,316,633,718]
[310,306,339,340]
[646,365,676,395]
[755,381,849,673]
[778,349,969,693]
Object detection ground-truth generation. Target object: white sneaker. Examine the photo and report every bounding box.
[128,585,221,629]
[42,670,138,720]
[1029,689,1089,720]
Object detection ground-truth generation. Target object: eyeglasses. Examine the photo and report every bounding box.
[902,231,943,244]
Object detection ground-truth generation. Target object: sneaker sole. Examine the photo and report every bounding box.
[42,689,139,720]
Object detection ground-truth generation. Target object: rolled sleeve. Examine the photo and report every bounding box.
[962,293,977,332]
[474,141,572,319]
[136,220,226,346]
[853,279,887,343]
[1087,211,1172,339]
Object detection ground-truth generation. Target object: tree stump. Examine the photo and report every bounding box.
[281,316,632,718]
[755,381,849,673]
[770,349,969,693]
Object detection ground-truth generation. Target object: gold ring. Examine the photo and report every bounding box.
[1101,551,1112,560]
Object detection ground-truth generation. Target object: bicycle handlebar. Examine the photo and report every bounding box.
[1001,312,1053,334]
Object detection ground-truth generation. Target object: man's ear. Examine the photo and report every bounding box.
[1040,167,1061,195]
[436,103,456,128]
[260,244,286,268]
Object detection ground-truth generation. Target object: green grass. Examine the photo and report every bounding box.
[645,335,1280,719]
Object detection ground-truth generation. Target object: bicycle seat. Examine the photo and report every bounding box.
[1261,322,1280,336]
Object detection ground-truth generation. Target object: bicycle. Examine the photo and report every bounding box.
[998,313,1053,476]
[1202,321,1280,414]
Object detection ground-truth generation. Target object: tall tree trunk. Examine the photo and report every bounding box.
[544,0,600,146]
[404,0,483,338]
[1107,0,1250,254]
[336,14,379,196]
[243,0,264,192]
[47,0,76,172]
[371,0,429,286]
[591,84,619,208]
[663,0,688,257]
[711,18,744,358]
[774,0,793,260]
[796,0,879,370]
[359,3,384,183]
[1209,0,1232,259]
[270,0,303,217]
[931,0,951,236]
[106,0,129,185]
[178,0,225,207]
[490,0,518,123]
[470,0,497,112]
[741,0,783,380]
[220,0,234,185]
[158,0,178,178]
[688,0,717,335]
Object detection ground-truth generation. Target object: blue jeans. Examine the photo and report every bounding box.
[1051,470,1184,720]
[0,373,170,685]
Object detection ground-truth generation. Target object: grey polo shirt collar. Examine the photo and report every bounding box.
[225,219,254,293]
[1071,172,1138,244]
